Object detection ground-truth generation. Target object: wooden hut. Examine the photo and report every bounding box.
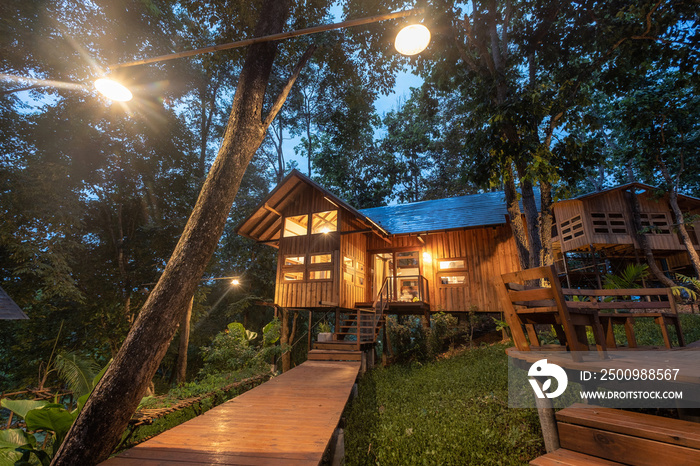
[236,170,524,320]
[551,183,700,287]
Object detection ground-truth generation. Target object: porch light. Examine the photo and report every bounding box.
[231,279,240,286]
[395,24,431,56]
[94,78,133,101]
[422,252,432,262]
[321,227,330,234]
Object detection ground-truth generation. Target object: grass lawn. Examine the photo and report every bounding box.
[344,343,544,465]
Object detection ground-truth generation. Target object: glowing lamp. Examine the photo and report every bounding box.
[321,227,330,234]
[94,78,133,101]
[422,252,432,262]
[395,24,430,56]
[231,279,240,286]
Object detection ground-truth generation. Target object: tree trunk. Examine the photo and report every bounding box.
[52,2,295,464]
[504,164,530,269]
[280,309,299,373]
[539,180,554,266]
[668,192,700,278]
[176,297,193,385]
[627,187,676,288]
[518,172,542,268]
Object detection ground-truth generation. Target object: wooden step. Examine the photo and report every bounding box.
[307,349,362,361]
[556,404,700,450]
[555,404,700,466]
[530,449,622,465]
[313,341,357,351]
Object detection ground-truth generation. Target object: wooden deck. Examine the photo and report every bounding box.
[103,360,361,465]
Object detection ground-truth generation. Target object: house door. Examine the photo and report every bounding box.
[372,253,393,300]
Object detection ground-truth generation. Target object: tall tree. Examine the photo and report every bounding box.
[52,1,317,462]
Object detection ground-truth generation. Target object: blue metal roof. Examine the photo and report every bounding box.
[358,191,541,235]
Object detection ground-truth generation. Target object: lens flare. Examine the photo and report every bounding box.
[94,78,132,101]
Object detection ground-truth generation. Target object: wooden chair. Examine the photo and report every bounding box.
[562,288,685,349]
[497,265,607,358]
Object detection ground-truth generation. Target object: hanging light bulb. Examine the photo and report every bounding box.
[395,24,431,56]
[94,78,133,101]
[231,278,241,286]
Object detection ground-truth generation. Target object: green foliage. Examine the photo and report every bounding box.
[53,351,100,398]
[317,321,331,334]
[344,344,543,465]
[674,274,700,301]
[603,264,649,289]
[386,313,459,363]
[199,320,280,377]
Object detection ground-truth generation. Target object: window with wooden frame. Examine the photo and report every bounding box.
[310,270,332,280]
[310,253,332,264]
[283,214,308,237]
[283,271,304,281]
[439,275,466,286]
[284,255,305,266]
[561,215,584,242]
[438,259,466,270]
[640,213,672,235]
[355,261,365,287]
[311,210,338,234]
[590,212,628,235]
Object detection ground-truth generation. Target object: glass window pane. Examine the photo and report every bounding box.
[283,271,304,281]
[439,275,466,285]
[284,215,308,237]
[310,270,332,280]
[311,210,338,234]
[357,262,365,273]
[439,259,466,270]
[284,256,304,266]
[344,256,353,268]
[357,276,365,286]
[311,254,332,264]
[344,272,353,283]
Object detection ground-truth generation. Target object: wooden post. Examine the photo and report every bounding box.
[335,308,339,341]
[590,245,603,289]
[308,310,313,353]
[533,379,560,453]
[562,251,572,288]
[356,308,361,350]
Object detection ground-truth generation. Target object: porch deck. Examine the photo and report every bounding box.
[102,360,361,465]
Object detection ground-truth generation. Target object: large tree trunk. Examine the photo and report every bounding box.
[175,297,193,385]
[627,187,676,288]
[667,192,700,278]
[52,2,296,464]
[504,164,530,269]
[539,180,554,266]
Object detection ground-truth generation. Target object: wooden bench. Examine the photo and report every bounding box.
[531,404,700,465]
[562,288,685,349]
[497,266,607,358]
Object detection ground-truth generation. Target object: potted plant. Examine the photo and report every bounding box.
[317,321,332,342]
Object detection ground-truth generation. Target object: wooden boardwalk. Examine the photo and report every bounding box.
[103,360,361,465]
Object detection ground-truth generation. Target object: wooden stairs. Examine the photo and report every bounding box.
[308,307,385,362]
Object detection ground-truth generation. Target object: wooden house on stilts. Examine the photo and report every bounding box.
[236,170,525,362]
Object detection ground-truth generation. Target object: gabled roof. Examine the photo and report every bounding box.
[0,287,28,320]
[235,170,388,243]
[562,182,700,204]
[359,191,541,235]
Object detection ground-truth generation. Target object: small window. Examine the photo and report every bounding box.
[310,270,332,280]
[344,272,353,283]
[284,256,304,266]
[283,271,304,281]
[284,215,308,237]
[311,253,332,264]
[440,275,466,285]
[357,262,365,273]
[344,256,354,268]
[311,210,338,234]
[439,259,465,270]
[357,275,365,286]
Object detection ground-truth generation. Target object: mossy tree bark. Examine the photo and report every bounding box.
[50,1,318,463]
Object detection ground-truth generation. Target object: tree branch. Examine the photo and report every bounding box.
[263,44,316,130]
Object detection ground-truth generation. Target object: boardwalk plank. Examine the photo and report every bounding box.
[103,361,360,465]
